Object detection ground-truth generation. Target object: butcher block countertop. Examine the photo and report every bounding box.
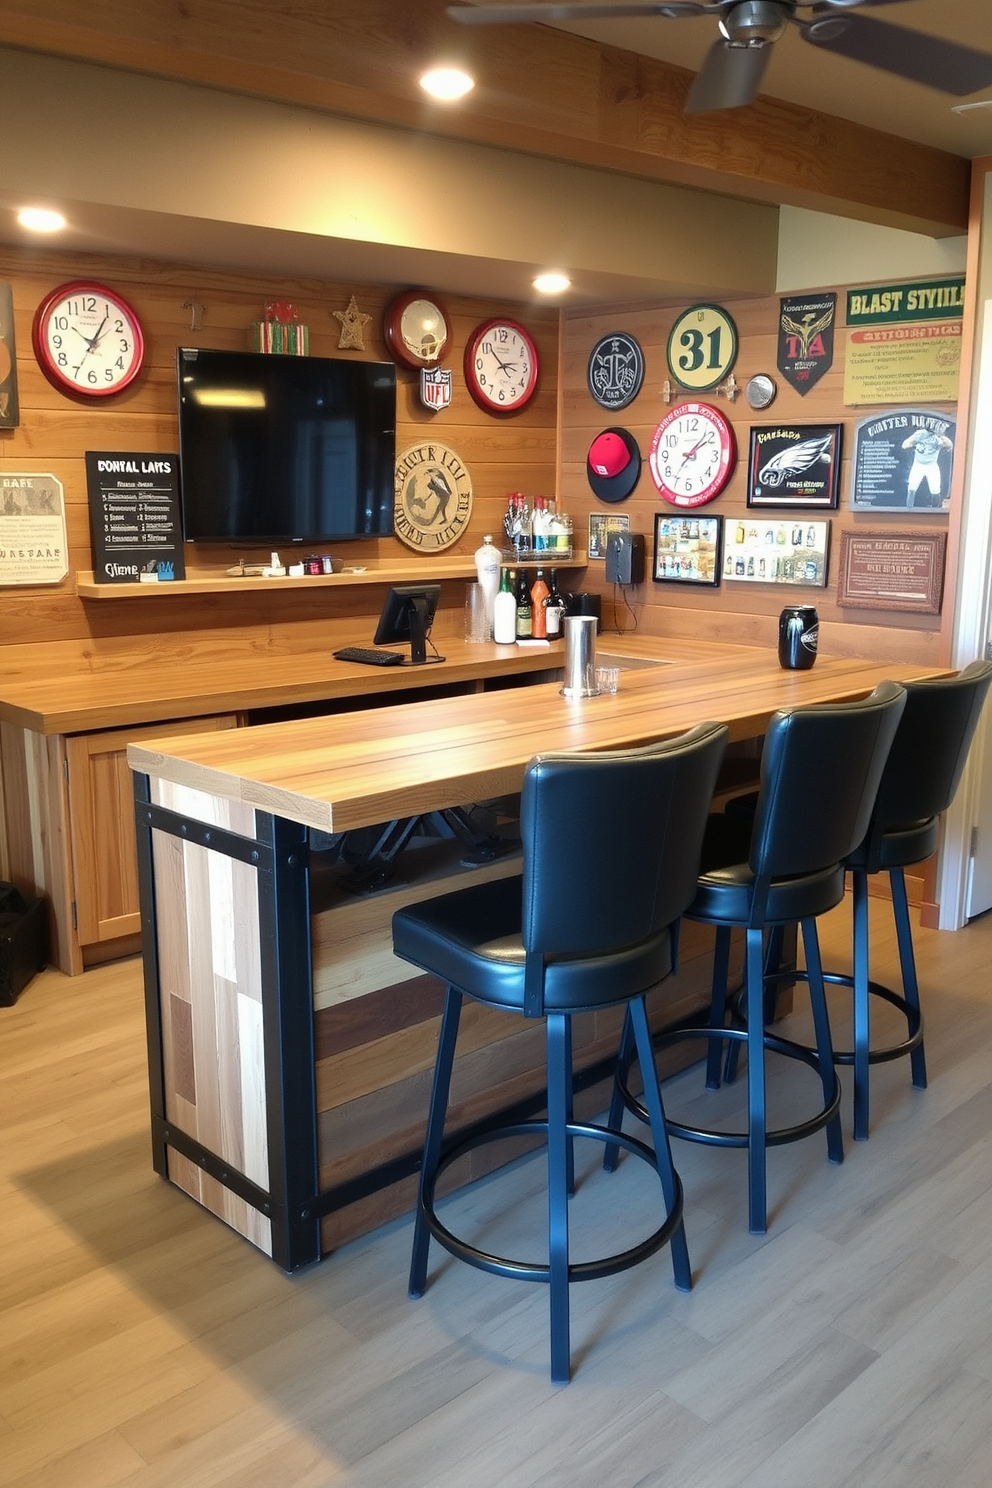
[127,637,947,834]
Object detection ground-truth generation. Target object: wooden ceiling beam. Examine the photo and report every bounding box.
[0,0,969,237]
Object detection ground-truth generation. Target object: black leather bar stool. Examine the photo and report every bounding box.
[391,722,727,1384]
[607,682,906,1235]
[762,660,992,1140]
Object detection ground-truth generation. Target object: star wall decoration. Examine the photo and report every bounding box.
[333,294,371,351]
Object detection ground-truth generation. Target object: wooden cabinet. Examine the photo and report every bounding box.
[64,715,239,964]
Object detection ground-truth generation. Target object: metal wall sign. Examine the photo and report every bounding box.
[851,409,955,511]
[587,332,645,411]
[0,472,68,585]
[86,450,186,582]
[746,423,841,508]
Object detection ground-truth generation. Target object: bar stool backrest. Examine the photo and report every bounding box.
[748,681,906,886]
[860,659,992,869]
[519,722,728,964]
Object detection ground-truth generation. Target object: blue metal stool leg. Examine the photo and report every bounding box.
[628,995,692,1291]
[409,986,463,1298]
[801,916,844,1166]
[890,866,928,1091]
[563,1014,575,1198]
[706,925,733,1089]
[546,1012,572,1384]
[851,869,872,1141]
[744,926,768,1234]
[603,1007,635,1173]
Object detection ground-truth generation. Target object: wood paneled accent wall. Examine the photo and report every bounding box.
[0,246,558,666]
[560,289,959,667]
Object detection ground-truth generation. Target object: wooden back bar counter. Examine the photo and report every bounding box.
[116,636,947,1270]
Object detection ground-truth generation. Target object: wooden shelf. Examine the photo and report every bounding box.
[75,557,478,599]
[76,551,587,599]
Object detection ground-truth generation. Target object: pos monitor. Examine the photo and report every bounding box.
[373,583,443,665]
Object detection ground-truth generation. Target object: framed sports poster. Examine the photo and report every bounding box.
[746,424,842,508]
[851,409,955,512]
[653,513,721,586]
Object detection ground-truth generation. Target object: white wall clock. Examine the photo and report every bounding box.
[464,318,539,413]
[649,402,737,508]
[32,280,144,399]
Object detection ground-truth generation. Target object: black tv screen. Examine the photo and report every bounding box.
[177,348,396,544]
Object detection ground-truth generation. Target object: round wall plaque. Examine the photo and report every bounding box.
[587,331,645,411]
[666,303,738,393]
[394,443,474,552]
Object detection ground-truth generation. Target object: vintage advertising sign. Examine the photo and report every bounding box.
[746,423,841,508]
[394,442,473,551]
[0,283,18,428]
[838,530,946,614]
[86,451,185,583]
[846,277,965,327]
[777,293,836,396]
[851,409,955,511]
[844,321,961,406]
[0,472,68,585]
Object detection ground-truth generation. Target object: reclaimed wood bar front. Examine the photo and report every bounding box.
[127,640,946,1269]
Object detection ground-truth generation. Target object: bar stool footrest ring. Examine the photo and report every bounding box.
[615,1025,842,1150]
[419,1117,686,1285]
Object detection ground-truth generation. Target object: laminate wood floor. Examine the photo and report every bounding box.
[3,898,992,1487]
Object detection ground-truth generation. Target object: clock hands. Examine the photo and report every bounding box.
[676,431,716,474]
[71,311,111,377]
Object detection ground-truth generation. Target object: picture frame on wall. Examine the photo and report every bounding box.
[723,517,830,587]
[653,513,722,586]
[588,511,629,559]
[746,423,842,509]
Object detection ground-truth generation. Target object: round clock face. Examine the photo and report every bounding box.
[464,318,539,413]
[383,290,450,370]
[32,281,144,398]
[649,402,736,508]
[667,303,738,393]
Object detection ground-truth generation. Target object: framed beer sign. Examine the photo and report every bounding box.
[746,423,842,509]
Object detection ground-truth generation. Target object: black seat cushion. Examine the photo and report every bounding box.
[392,874,674,1015]
[687,809,846,926]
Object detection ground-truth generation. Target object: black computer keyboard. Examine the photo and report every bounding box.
[333,645,405,666]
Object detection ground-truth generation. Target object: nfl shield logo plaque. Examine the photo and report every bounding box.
[420,367,452,411]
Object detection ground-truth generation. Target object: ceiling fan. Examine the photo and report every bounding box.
[446,1,992,114]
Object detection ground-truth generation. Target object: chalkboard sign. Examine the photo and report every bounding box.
[85,451,186,583]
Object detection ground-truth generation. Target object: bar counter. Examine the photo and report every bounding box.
[127,638,947,1270]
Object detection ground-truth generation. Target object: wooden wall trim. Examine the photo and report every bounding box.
[0,1,969,235]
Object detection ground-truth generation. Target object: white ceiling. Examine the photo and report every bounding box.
[538,0,992,156]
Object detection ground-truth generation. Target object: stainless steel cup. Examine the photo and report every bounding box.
[561,614,599,698]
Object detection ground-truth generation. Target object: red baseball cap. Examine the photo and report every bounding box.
[586,427,641,502]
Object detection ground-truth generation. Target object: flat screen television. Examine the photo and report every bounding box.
[373,583,443,665]
[177,347,396,544]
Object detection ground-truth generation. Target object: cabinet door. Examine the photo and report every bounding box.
[65,715,239,949]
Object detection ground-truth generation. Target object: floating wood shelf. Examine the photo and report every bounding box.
[76,552,587,599]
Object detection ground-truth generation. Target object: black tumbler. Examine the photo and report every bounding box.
[778,605,818,669]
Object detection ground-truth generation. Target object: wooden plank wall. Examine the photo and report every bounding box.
[0,245,559,665]
[560,289,958,667]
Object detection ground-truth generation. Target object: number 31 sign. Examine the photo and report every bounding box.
[666,304,738,394]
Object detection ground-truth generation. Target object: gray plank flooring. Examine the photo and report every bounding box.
[2,895,991,1486]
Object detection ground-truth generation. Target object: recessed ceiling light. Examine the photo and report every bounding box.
[533,272,571,295]
[17,207,66,233]
[419,67,475,101]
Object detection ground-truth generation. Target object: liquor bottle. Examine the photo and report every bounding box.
[543,569,566,638]
[492,566,517,644]
[515,567,533,639]
[530,569,549,638]
[473,533,501,639]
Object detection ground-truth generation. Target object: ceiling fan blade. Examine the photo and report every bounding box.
[686,39,772,113]
[803,14,992,96]
[447,3,707,23]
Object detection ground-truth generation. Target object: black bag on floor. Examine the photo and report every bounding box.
[0,883,48,1006]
